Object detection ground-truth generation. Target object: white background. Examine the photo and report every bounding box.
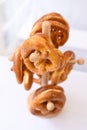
[0,0,87,55]
[0,2,87,129]
[0,56,87,130]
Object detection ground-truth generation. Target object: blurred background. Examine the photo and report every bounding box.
[0,0,87,71]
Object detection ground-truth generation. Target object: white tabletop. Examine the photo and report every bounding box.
[0,56,87,130]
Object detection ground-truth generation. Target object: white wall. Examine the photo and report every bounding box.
[0,0,32,55]
[0,0,87,55]
[0,11,5,54]
[27,0,87,30]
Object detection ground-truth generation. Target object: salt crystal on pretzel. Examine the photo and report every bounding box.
[30,12,69,48]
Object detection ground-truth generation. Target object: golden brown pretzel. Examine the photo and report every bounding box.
[32,49,65,85]
[9,12,85,118]
[23,67,33,90]
[63,50,76,74]
[11,47,23,84]
[10,47,33,90]
[21,33,61,75]
[28,84,66,116]
[51,50,75,84]
[30,12,69,48]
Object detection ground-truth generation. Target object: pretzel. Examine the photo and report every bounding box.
[30,12,69,48]
[23,67,33,90]
[21,33,61,75]
[29,49,66,85]
[11,47,23,84]
[28,85,66,116]
[10,47,33,90]
[63,50,76,74]
[51,51,76,84]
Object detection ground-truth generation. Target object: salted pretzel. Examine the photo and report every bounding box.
[9,12,85,118]
[51,51,76,84]
[10,47,33,90]
[28,85,66,116]
[32,49,65,85]
[21,33,61,75]
[30,12,69,48]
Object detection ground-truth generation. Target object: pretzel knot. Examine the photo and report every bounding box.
[21,33,61,75]
[28,85,66,116]
[51,51,76,84]
[30,12,69,48]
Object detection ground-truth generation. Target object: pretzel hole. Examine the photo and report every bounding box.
[44,59,52,64]
[31,108,41,115]
[30,50,41,56]
[41,101,47,105]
